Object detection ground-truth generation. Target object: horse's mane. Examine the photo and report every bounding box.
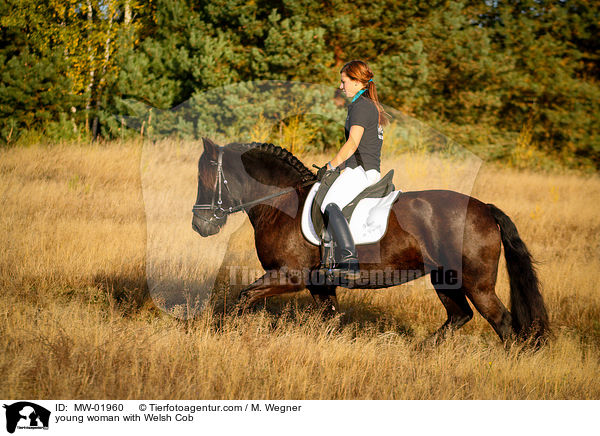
[226,142,317,184]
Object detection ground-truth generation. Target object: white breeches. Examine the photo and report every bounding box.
[320,166,381,213]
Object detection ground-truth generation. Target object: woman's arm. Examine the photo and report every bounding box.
[329,125,364,168]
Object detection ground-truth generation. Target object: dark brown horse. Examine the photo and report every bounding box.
[192,138,549,343]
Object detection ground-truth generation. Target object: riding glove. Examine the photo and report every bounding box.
[316,164,333,182]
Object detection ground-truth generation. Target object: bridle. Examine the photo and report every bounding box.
[192,146,315,227]
[192,146,237,225]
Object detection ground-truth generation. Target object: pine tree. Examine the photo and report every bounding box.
[484,0,600,164]
[0,0,75,143]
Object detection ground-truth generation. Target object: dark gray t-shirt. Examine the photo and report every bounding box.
[344,95,383,172]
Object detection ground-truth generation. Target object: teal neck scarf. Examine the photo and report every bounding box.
[351,88,366,103]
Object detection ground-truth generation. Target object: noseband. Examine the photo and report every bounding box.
[192,146,316,227]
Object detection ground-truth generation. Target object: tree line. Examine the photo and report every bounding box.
[1,0,598,168]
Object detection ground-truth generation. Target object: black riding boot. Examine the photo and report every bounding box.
[324,203,361,280]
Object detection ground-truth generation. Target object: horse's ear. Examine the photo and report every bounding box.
[202,137,219,160]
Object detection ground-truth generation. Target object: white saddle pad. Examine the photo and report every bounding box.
[301,182,401,246]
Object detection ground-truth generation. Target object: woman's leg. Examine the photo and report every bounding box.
[319,167,375,280]
[323,202,361,280]
[321,167,374,212]
[365,169,381,184]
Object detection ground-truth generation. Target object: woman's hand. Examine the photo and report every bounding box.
[315,164,330,181]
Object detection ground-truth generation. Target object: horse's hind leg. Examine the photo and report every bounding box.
[430,287,473,342]
[464,282,513,342]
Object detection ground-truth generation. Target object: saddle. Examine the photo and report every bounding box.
[301,169,401,247]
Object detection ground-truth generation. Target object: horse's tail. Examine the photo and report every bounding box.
[488,204,550,342]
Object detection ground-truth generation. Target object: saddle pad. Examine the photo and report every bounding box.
[301,182,401,246]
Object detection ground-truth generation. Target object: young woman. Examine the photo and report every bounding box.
[316,60,390,280]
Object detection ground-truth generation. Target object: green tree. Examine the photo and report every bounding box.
[483,0,600,165]
[0,0,77,143]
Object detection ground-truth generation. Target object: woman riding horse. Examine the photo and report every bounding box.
[191,69,550,344]
[316,60,390,280]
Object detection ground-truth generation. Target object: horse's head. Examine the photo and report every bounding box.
[192,138,315,237]
[192,138,236,237]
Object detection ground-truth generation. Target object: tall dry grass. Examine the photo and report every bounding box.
[1,140,599,399]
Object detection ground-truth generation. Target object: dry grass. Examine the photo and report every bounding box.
[1,140,599,399]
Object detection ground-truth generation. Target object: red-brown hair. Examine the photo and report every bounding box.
[340,60,390,127]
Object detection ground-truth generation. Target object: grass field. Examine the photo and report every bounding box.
[1,140,599,399]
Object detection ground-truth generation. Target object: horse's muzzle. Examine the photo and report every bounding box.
[191,214,221,237]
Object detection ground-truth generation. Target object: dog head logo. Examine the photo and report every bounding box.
[3,402,50,433]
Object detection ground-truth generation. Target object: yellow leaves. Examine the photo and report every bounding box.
[530,203,542,220]
[510,113,546,169]
[249,113,272,143]
[279,115,317,154]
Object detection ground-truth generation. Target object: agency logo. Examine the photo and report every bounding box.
[3,402,50,434]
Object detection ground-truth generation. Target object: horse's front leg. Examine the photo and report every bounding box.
[307,284,340,317]
[238,269,305,313]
